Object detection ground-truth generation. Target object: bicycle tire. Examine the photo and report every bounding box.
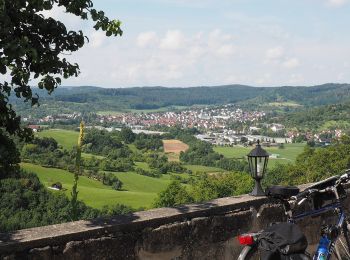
[333,220,350,259]
[237,245,260,260]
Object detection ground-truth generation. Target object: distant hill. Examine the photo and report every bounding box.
[11,83,350,114]
[275,102,350,131]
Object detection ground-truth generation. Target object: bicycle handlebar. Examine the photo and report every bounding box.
[337,169,350,184]
[291,189,318,201]
[291,169,350,202]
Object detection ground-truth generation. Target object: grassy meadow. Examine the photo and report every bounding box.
[37,129,79,150]
[29,130,193,209]
[21,163,172,209]
[214,143,305,168]
[29,129,305,210]
[184,164,225,173]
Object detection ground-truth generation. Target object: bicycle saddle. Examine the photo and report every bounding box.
[265,185,300,199]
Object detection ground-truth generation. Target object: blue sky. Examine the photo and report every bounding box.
[44,0,350,87]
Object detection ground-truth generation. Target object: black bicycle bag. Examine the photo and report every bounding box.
[258,222,308,260]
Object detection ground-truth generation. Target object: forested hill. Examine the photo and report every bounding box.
[274,102,350,130]
[11,83,350,112]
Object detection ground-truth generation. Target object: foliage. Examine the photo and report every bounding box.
[154,172,253,207]
[22,140,75,168]
[273,102,350,132]
[215,158,249,172]
[263,136,350,187]
[71,121,84,220]
[100,204,134,217]
[193,173,253,201]
[0,170,99,232]
[22,162,155,209]
[180,140,221,165]
[135,168,161,178]
[155,136,350,208]
[101,172,123,190]
[100,158,134,172]
[0,0,122,140]
[10,84,350,120]
[120,127,136,144]
[153,181,193,207]
[134,133,163,151]
[0,130,21,178]
[83,129,123,155]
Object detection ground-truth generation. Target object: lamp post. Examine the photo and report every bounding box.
[247,140,269,196]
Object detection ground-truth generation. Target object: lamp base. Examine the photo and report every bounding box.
[250,180,265,196]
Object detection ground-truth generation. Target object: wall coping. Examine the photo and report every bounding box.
[0,183,316,254]
[0,194,270,254]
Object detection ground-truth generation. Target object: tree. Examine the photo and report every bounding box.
[0,0,122,140]
[0,130,20,178]
[153,181,192,207]
[120,127,136,144]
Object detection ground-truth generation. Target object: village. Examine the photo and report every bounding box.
[98,105,266,129]
[25,104,343,147]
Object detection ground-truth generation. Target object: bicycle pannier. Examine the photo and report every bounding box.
[258,222,308,260]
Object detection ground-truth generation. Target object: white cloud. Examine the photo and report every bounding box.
[288,74,304,84]
[207,29,236,57]
[265,47,285,61]
[327,0,348,7]
[282,58,300,69]
[337,72,345,80]
[160,30,185,50]
[216,44,235,56]
[90,31,106,48]
[137,31,158,48]
[58,25,349,88]
[256,73,272,85]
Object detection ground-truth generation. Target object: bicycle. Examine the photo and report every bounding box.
[237,170,350,260]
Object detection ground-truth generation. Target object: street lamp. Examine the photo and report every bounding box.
[247,140,269,196]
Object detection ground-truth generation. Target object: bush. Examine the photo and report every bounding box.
[0,170,99,232]
[153,181,193,207]
[100,204,134,216]
[135,168,161,178]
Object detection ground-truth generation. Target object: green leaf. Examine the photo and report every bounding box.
[0,64,6,74]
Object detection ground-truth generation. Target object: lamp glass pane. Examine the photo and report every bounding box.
[257,157,264,178]
[248,156,253,178]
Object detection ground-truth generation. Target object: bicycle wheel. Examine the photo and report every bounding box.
[237,246,260,260]
[334,220,350,259]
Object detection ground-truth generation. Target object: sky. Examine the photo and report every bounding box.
[29,0,350,87]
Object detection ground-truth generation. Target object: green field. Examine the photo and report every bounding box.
[267,102,302,107]
[184,164,225,173]
[96,111,123,116]
[21,163,172,209]
[37,129,78,150]
[81,153,105,159]
[214,143,305,168]
[97,106,189,115]
[31,129,210,209]
[125,106,189,114]
[134,162,151,171]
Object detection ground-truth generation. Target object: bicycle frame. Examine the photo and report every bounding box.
[289,202,343,222]
[286,200,348,259]
[238,173,350,260]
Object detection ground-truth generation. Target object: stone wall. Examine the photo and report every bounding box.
[0,189,349,260]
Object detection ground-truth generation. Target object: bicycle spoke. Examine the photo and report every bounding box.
[335,237,350,259]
